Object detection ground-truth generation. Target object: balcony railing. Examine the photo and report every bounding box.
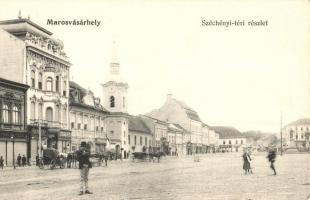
[29,119,67,129]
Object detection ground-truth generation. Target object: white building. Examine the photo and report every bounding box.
[282,118,310,149]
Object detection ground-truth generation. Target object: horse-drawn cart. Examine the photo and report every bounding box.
[38,148,67,169]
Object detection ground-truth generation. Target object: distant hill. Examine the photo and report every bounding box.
[242,130,279,146]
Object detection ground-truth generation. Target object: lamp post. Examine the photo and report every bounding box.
[280,111,283,156]
[11,136,15,169]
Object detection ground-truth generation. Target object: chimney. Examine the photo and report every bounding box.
[167,93,172,101]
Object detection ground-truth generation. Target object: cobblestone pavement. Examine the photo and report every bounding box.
[0,153,309,200]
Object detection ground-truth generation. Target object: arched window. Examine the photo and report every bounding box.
[46,107,53,122]
[31,70,35,88]
[38,73,43,90]
[290,130,294,139]
[2,103,9,123]
[56,76,60,92]
[12,105,20,124]
[38,103,43,120]
[55,105,60,122]
[46,77,53,91]
[110,96,115,108]
[30,102,35,120]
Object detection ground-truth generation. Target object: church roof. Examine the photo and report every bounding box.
[128,115,151,134]
[211,126,244,139]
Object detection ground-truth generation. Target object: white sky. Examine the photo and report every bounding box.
[1,0,310,133]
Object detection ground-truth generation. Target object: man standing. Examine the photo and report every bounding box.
[0,156,4,169]
[267,148,277,175]
[17,154,21,167]
[22,155,26,167]
[76,142,93,195]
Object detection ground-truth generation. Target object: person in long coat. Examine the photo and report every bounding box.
[267,149,277,175]
[242,150,251,174]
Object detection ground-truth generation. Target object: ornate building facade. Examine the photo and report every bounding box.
[282,118,310,149]
[0,17,71,163]
[69,81,109,153]
[0,78,29,166]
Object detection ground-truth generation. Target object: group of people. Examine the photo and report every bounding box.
[0,154,28,169]
[242,148,277,175]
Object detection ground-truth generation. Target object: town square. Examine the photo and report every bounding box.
[0,1,310,199]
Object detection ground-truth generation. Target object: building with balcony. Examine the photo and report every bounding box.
[69,81,109,153]
[282,118,310,149]
[0,78,29,166]
[0,16,71,162]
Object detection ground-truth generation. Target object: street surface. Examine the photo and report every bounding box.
[0,153,309,200]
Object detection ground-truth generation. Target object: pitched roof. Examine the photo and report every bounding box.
[128,115,151,134]
[211,126,244,139]
[286,118,310,127]
[174,99,202,122]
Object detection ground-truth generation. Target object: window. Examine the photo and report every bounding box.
[145,137,147,146]
[38,73,42,89]
[62,108,67,123]
[229,140,231,145]
[134,135,137,145]
[101,127,104,132]
[12,105,20,124]
[38,103,43,120]
[63,81,67,96]
[290,130,294,139]
[55,105,60,122]
[84,124,87,130]
[71,122,75,129]
[2,104,9,123]
[140,136,142,145]
[128,135,131,145]
[110,96,115,108]
[30,102,35,120]
[46,107,53,122]
[78,123,81,129]
[31,70,35,88]
[223,141,225,145]
[56,76,60,92]
[96,126,99,131]
[46,77,53,91]
[296,134,298,140]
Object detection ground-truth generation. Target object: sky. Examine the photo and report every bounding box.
[1,0,310,133]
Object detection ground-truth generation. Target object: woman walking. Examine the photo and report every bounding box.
[242,149,252,174]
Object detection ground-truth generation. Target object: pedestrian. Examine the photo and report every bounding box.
[76,142,93,195]
[36,155,39,166]
[17,154,21,167]
[67,153,72,168]
[0,156,4,170]
[22,155,26,167]
[267,148,277,175]
[242,149,251,174]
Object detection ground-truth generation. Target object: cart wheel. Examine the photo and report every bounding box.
[39,159,44,169]
[50,160,56,170]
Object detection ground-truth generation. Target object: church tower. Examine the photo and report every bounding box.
[102,42,129,113]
